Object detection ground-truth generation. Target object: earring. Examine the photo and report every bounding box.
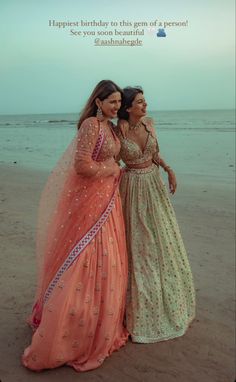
[96,106,103,121]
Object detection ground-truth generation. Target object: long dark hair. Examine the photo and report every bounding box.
[117,86,143,120]
[77,80,123,129]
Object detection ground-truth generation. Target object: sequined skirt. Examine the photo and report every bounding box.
[22,194,128,371]
[120,164,195,343]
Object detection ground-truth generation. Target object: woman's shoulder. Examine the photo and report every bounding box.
[116,119,129,138]
[78,117,100,135]
[80,116,99,128]
[142,116,154,127]
[142,116,157,137]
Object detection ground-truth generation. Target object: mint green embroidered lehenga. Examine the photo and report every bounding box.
[117,123,196,343]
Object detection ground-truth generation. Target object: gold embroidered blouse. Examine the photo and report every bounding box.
[115,117,160,166]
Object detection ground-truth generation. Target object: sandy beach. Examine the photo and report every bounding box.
[0,163,235,382]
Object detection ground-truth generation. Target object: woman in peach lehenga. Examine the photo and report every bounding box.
[22,80,129,372]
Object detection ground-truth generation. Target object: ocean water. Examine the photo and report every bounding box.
[0,109,235,182]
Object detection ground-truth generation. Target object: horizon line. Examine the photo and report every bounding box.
[0,108,235,117]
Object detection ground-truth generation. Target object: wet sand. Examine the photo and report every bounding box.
[0,164,235,382]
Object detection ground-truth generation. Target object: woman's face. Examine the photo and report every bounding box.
[127,92,147,118]
[98,91,122,119]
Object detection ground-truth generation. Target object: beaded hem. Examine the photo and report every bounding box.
[130,317,195,343]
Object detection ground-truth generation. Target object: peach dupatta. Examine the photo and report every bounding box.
[29,118,120,329]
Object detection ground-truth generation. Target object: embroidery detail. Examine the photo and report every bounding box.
[43,127,116,304]
[92,127,104,160]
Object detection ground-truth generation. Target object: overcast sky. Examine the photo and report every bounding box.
[0,0,235,114]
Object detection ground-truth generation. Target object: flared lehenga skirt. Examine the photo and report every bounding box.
[22,193,128,372]
[119,164,195,343]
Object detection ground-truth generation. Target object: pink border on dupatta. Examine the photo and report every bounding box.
[91,126,104,160]
[43,127,117,304]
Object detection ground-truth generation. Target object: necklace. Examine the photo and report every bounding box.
[129,119,143,131]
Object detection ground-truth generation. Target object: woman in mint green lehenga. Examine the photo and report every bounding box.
[115,87,195,343]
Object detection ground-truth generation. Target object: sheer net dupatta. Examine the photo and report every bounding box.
[29,117,119,329]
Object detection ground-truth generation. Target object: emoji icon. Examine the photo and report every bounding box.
[156,28,166,37]
[146,27,156,35]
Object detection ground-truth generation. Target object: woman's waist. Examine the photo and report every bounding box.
[124,162,158,174]
[125,160,154,169]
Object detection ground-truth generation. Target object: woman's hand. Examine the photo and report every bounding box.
[113,162,121,179]
[167,169,177,194]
